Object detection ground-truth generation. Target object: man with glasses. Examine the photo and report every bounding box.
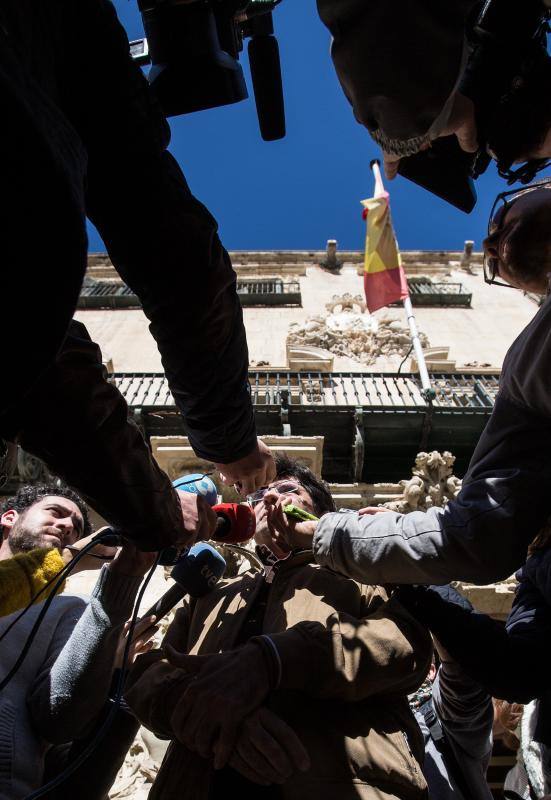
[250,181,551,591]
[126,455,432,799]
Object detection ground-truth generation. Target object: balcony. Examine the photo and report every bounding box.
[236,279,301,306]
[78,281,140,309]
[393,278,472,307]
[78,279,302,309]
[113,371,499,483]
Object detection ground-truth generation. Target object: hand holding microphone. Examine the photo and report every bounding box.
[173,471,256,545]
[215,438,276,496]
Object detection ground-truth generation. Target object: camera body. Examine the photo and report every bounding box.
[397,0,550,212]
[132,0,285,140]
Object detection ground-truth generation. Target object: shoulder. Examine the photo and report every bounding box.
[500,295,551,416]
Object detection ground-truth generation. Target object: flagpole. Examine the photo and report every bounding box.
[369,159,435,401]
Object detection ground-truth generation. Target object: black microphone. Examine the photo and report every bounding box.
[248,13,285,141]
[141,542,226,623]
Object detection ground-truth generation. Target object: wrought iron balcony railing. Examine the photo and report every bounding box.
[112,371,499,411]
[110,370,499,483]
[79,279,302,309]
[236,280,301,306]
[391,279,472,308]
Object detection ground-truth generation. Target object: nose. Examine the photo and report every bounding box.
[262,487,280,505]
[55,515,76,542]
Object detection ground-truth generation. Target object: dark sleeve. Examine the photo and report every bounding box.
[316,0,474,140]
[12,321,186,550]
[432,660,493,764]
[57,0,257,464]
[396,585,551,703]
[125,603,194,739]
[29,566,142,744]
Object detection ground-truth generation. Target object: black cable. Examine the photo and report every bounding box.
[24,553,161,800]
[397,343,414,375]
[0,531,119,692]
[1,473,208,651]
[0,529,121,646]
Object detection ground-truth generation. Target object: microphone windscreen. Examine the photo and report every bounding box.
[248,34,285,141]
[212,503,256,543]
[171,542,226,597]
[173,473,218,507]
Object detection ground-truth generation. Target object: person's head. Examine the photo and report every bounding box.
[248,455,335,556]
[482,183,551,292]
[486,56,551,170]
[0,484,90,558]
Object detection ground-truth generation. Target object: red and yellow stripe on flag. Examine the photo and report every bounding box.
[361,193,409,313]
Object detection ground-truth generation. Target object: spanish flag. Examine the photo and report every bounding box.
[361,187,409,314]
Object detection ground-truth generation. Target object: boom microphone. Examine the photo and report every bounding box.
[248,14,286,141]
[141,542,226,623]
[211,503,256,543]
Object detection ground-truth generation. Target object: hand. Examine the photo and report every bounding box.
[383,92,477,181]
[440,91,478,153]
[109,539,158,577]
[62,526,118,573]
[358,506,391,516]
[176,490,218,544]
[115,614,159,669]
[215,438,276,496]
[265,496,317,552]
[166,643,270,768]
[228,707,310,785]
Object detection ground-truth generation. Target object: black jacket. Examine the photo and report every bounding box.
[0,0,256,546]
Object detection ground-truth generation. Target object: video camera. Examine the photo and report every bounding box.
[130,0,285,141]
[397,0,551,213]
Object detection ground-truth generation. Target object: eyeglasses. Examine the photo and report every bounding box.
[247,481,302,506]
[484,178,551,288]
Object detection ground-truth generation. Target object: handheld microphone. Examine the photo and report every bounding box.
[141,542,226,623]
[173,473,218,507]
[211,503,256,543]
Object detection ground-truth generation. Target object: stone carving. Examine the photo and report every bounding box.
[383,451,462,513]
[288,300,429,366]
[325,293,366,314]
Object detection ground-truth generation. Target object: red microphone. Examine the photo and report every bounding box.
[211,503,256,543]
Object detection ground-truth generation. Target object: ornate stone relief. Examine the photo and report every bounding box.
[287,294,429,366]
[382,451,462,513]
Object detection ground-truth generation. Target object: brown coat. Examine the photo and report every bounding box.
[126,553,431,800]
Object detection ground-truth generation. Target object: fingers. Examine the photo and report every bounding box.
[130,614,157,639]
[172,688,212,756]
[358,506,390,516]
[232,725,290,784]
[229,709,310,785]
[215,439,276,496]
[212,721,240,769]
[176,492,217,544]
[258,708,310,774]
[455,119,478,153]
[198,498,217,541]
[239,474,258,497]
[383,152,400,180]
[442,92,478,153]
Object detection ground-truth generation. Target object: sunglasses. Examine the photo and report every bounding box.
[484,178,551,287]
[247,480,302,506]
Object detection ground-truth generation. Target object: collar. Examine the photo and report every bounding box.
[254,544,314,582]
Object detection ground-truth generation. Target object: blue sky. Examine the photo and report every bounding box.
[88,0,548,253]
